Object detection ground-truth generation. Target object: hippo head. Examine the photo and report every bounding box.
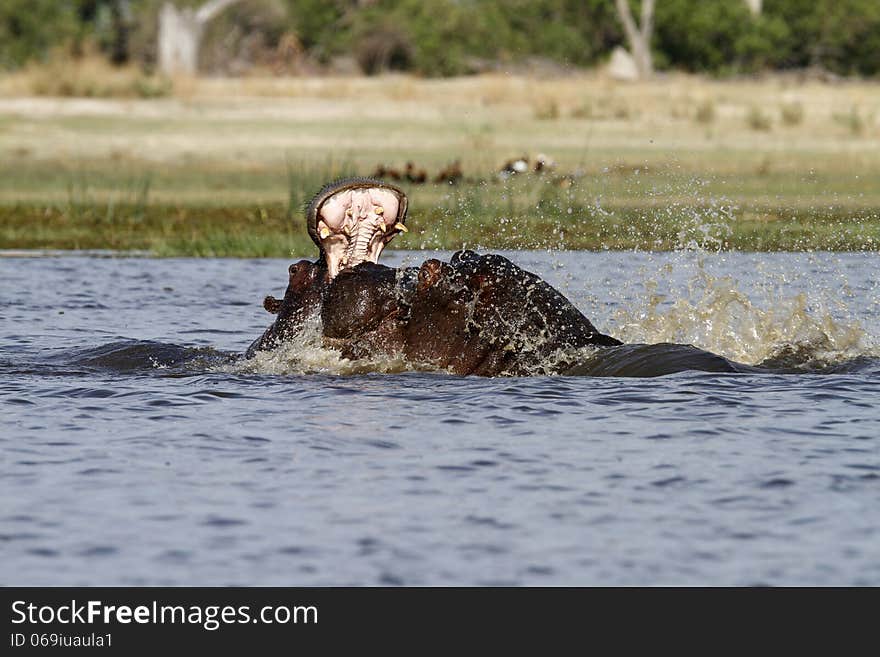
[306,178,409,279]
[403,256,490,372]
[403,250,622,374]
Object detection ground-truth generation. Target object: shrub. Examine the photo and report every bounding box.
[354,23,414,75]
[0,0,76,70]
[571,102,593,120]
[655,0,756,73]
[764,0,880,76]
[24,52,171,98]
[533,99,560,121]
[746,106,772,131]
[779,102,804,126]
[833,106,866,136]
[694,99,716,124]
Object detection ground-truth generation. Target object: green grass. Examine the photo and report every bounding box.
[2,174,877,255]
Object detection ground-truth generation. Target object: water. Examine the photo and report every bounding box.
[1,250,879,585]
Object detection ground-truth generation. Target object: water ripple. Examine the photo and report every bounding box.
[1,253,878,586]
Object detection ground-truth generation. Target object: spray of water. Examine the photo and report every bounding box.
[610,258,873,367]
[226,175,877,376]
[602,193,877,368]
[228,315,407,375]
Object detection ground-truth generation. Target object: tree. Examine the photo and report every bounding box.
[614,0,655,78]
[0,0,76,69]
[745,0,762,15]
[157,0,241,75]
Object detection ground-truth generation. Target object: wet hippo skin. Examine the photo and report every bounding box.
[246,177,746,377]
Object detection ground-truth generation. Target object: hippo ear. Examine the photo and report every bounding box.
[263,296,282,314]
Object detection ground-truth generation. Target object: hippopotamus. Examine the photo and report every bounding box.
[245,178,627,375]
[246,177,744,376]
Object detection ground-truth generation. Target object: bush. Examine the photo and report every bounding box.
[833,106,866,136]
[815,1,880,76]
[779,102,804,126]
[2,0,879,78]
[280,0,347,59]
[654,0,791,74]
[746,106,772,131]
[199,0,288,74]
[338,0,620,76]
[694,99,716,124]
[763,0,880,75]
[0,0,77,70]
[733,14,792,71]
[354,23,414,75]
[533,99,560,121]
[24,52,171,98]
[655,0,748,73]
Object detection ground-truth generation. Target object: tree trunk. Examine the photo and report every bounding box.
[158,0,242,75]
[745,0,762,16]
[614,0,656,79]
[158,3,200,75]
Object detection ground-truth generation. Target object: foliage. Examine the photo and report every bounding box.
[653,0,791,74]
[0,0,878,78]
[764,0,880,75]
[0,0,77,70]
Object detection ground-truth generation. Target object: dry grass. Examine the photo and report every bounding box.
[833,105,869,136]
[3,69,877,136]
[0,54,171,99]
[746,106,773,131]
[0,79,875,165]
[779,101,804,126]
[532,98,561,120]
[176,72,880,129]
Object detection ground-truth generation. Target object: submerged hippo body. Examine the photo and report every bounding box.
[246,177,741,376]
[246,249,622,375]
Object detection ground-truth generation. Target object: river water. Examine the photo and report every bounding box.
[2,250,878,585]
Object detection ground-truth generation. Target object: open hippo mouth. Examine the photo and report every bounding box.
[307,178,408,279]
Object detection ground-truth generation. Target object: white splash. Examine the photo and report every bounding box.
[611,255,875,367]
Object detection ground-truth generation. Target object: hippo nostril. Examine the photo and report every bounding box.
[418,259,444,290]
[288,261,318,287]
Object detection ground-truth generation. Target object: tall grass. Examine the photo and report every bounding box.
[693,99,716,124]
[7,171,879,255]
[284,157,358,220]
[746,106,772,131]
[2,54,171,98]
[779,102,804,126]
[833,106,867,136]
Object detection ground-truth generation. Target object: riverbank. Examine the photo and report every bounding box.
[2,196,876,255]
[1,74,878,254]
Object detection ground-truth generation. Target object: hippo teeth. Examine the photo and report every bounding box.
[311,182,407,279]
